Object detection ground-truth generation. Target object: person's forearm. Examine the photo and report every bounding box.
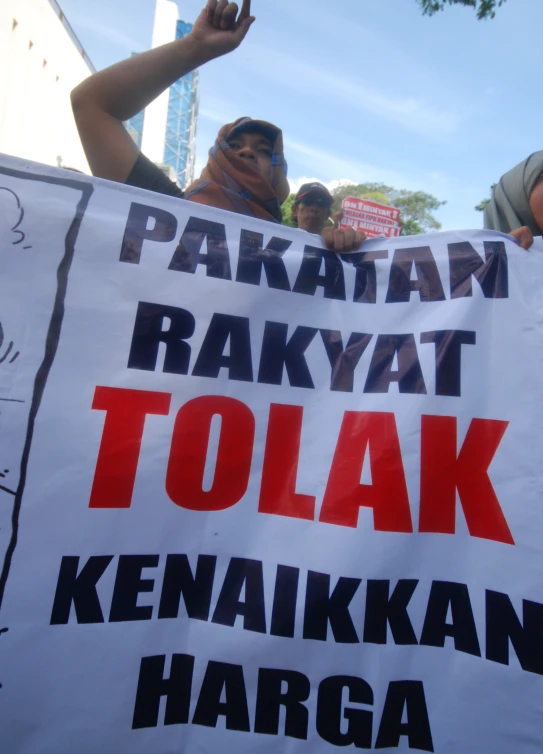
[71,35,213,121]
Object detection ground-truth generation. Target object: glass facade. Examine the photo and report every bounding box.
[163,20,199,188]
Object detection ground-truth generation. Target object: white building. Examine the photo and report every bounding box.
[139,0,180,165]
[0,0,94,173]
[127,0,199,188]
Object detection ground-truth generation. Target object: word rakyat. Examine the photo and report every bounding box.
[129,301,476,397]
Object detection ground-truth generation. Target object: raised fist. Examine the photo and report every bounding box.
[191,0,255,59]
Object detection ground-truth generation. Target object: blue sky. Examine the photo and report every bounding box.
[60,0,542,230]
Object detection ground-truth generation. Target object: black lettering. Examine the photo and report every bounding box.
[235,229,291,290]
[375,681,434,752]
[212,558,266,633]
[317,676,373,749]
[50,555,113,625]
[303,571,361,643]
[420,581,481,656]
[109,555,158,622]
[192,661,250,732]
[270,565,299,638]
[132,654,194,729]
[386,246,445,303]
[158,554,216,621]
[120,202,177,264]
[255,668,310,740]
[448,240,508,299]
[191,313,253,382]
[293,245,346,300]
[320,330,373,393]
[420,330,476,397]
[127,301,195,374]
[485,590,543,675]
[258,321,318,389]
[363,580,419,645]
[364,334,426,394]
[169,217,231,280]
[343,250,388,304]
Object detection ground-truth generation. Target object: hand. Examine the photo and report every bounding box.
[321,211,366,252]
[191,0,255,59]
[509,226,533,250]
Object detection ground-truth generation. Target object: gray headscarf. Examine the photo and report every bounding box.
[484,151,543,234]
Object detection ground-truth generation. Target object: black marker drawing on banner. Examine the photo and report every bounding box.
[0,468,15,498]
[0,187,32,249]
[0,626,7,689]
[0,322,19,365]
[0,168,94,617]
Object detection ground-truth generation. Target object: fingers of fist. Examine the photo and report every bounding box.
[207,0,237,30]
[205,0,251,31]
[322,226,366,253]
[509,226,534,251]
[353,230,367,250]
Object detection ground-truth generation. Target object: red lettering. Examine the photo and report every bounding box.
[419,415,513,544]
[319,411,413,532]
[258,403,315,520]
[89,386,171,509]
[166,396,254,511]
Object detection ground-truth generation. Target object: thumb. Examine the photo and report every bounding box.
[234,15,255,43]
[510,226,533,250]
[195,7,209,25]
[519,228,534,250]
[332,209,343,229]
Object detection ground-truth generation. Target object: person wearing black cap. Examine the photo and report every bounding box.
[292,182,366,251]
[292,183,334,234]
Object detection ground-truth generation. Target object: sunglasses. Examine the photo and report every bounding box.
[300,195,331,208]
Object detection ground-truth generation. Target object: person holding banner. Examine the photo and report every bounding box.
[71,0,364,252]
[291,182,334,234]
[484,151,543,249]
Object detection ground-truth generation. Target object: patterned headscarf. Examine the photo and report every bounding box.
[184,117,289,223]
[484,151,543,234]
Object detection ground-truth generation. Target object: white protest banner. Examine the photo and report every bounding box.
[0,153,543,754]
[341,196,401,238]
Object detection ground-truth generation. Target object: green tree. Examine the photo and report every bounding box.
[418,0,506,20]
[331,182,446,235]
[281,193,297,227]
[475,184,496,212]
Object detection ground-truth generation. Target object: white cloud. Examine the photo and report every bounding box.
[319,71,462,139]
[199,107,227,126]
[284,137,411,187]
[288,177,357,194]
[68,12,142,52]
[241,43,463,140]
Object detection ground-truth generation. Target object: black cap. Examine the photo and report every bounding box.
[228,119,279,145]
[295,182,333,204]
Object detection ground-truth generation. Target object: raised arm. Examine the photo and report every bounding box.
[71,0,254,182]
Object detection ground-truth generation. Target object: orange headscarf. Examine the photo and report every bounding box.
[185,117,289,223]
